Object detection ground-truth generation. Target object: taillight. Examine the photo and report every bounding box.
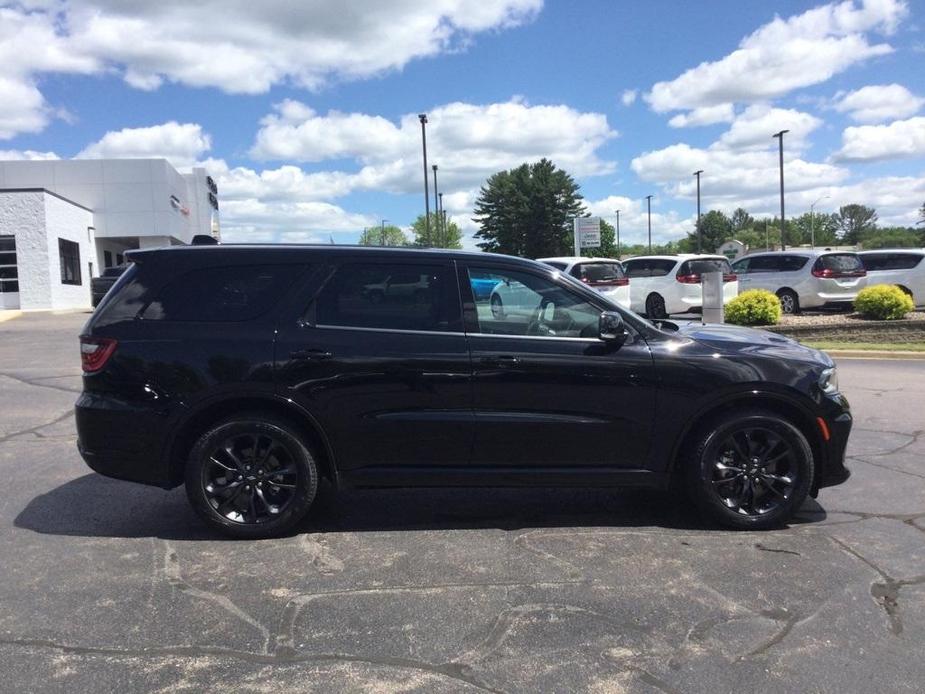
[812,267,867,279]
[80,337,118,373]
[676,273,701,284]
[723,273,737,282]
[812,268,833,278]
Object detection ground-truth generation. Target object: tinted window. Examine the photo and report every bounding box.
[469,267,601,338]
[678,258,731,275]
[779,255,809,272]
[623,258,675,277]
[748,256,782,273]
[316,263,456,332]
[731,258,749,273]
[650,259,677,276]
[572,262,625,283]
[0,235,17,294]
[622,259,648,278]
[59,238,81,285]
[863,253,923,271]
[143,264,301,322]
[542,261,568,270]
[816,254,864,273]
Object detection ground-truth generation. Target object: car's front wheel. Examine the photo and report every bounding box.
[684,410,813,529]
[185,415,319,539]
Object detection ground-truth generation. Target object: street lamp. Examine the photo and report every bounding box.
[693,170,704,254]
[773,129,789,250]
[432,164,440,247]
[419,114,430,246]
[438,192,445,247]
[810,194,830,249]
[614,210,621,259]
[645,195,654,253]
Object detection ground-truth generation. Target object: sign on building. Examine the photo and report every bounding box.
[573,217,601,254]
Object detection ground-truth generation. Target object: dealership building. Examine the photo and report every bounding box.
[0,158,219,310]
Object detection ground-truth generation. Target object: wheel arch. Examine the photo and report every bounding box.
[165,395,337,488]
[668,390,826,493]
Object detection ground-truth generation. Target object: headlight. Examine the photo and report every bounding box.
[819,367,839,394]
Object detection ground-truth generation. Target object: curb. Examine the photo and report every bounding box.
[823,349,925,360]
[0,310,23,323]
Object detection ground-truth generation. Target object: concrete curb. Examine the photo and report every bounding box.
[824,349,925,360]
[0,310,23,323]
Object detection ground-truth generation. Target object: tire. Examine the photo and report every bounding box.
[683,409,813,530]
[490,294,504,319]
[777,289,799,315]
[645,293,668,319]
[185,414,319,539]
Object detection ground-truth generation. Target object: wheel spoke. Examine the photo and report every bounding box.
[760,434,783,461]
[255,486,280,515]
[208,456,236,473]
[223,443,247,471]
[729,433,750,462]
[761,472,793,485]
[713,473,743,486]
[216,483,247,515]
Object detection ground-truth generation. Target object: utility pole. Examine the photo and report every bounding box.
[773,130,789,251]
[810,194,830,249]
[432,164,440,248]
[645,195,654,253]
[614,210,621,259]
[419,114,430,246]
[438,192,445,248]
[693,170,704,254]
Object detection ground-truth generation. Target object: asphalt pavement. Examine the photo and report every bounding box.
[1,311,923,693]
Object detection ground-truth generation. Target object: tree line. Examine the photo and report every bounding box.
[357,212,463,249]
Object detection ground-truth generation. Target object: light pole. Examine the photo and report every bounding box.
[438,192,445,247]
[810,194,830,249]
[765,219,770,250]
[380,218,388,246]
[432,164,440,247]
[614,210,621,259]
[693,170,704,254]
[419,114,430,246]
[645,195,654,253]
[773,129,789,250]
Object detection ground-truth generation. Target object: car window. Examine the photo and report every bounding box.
[468,267,601,338]
[732,258,749,273]
[863,253,923,271]
[315,263,457,332]
[678,258,732,275]
[541,260,568,270]
[650,259,676,277]
[623,259,648,278]
[816,253,864,273]
[779,255,809,272]
[748,256,781,273]
[572,262,625,283]
[142,264,302,322]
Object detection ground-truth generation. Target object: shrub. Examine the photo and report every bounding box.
[724,289,782,326]
[854,284,914,320]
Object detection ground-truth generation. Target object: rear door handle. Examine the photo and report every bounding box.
[480,355,520,366]
[290,349,333,361]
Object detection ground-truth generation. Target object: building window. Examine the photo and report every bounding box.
[116,253,124,265]
[104,250,113,268]
[59,239,82,285]
[0,236,18,294]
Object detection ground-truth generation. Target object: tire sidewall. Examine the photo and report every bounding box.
[185,417,318,539]
[686,412,813,529]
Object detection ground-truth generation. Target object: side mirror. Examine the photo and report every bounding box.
[599,311,628,345]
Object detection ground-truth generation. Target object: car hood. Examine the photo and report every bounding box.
[674,321,833,367]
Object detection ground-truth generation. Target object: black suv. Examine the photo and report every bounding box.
[77,245,851,538]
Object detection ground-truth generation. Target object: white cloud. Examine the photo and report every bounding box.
[646,0,906,121]
[250,98,617,194]
[832,117,925,161]
[833,83,925,123]
[77,122,212,167]
[0,149,59,161]
[584,195,692,245]
[715,105,823,150]
[621,89,638,106]
[668,104,735,128]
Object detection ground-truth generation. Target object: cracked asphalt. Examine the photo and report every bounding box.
[1,311,924,693]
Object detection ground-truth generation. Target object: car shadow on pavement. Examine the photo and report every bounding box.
[14,473,829,541]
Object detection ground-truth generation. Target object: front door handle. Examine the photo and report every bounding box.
[290,349,333,361]
[480,355,520,367]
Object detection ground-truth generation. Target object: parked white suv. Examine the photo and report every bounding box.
[538,257,631,309]
[859,249,925,307]
[621,255,738,318]
[731,250,867,314]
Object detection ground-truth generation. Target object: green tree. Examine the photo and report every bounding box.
[835,204,878,244]
[858,226,922,249]
[411,213,463,249]
[792,212,838,246]
[473,158,585,258]
[686,210,732,253]
[733,228,769,252]
[730,208,754,232]
[918,200,924,226]
[358,225,409,246]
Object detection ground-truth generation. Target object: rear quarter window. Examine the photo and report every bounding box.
[863,253,923,271]
[142,264,303,322]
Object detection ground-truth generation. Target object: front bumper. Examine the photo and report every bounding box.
[815,393,852,491]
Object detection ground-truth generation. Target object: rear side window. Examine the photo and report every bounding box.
[748,256,781,272]
[315,263,458,332]
[779,255,809,272]
[143,264,302,322]
[815,254,864,273]
[678,258,731,275]
[623,259,675,277]
[863,253,923,271]
[542,261,568,270]
[571,262,625,282]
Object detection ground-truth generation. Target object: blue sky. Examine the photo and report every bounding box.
[2,0,924,247]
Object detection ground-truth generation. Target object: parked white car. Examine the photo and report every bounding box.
[621,255,738,318]
[859,249,925,307]
[731,250,867,314]
[537,257,631,309]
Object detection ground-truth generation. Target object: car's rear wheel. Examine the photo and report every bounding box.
[777,289,799,315]
[490,294,504,319]
[645,293,668,319]
[684,410,813,529]
[185,415,318,539]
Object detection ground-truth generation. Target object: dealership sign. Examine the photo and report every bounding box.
[573,217,601,252]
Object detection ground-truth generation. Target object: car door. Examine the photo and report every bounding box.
[460,262,658,469]
[274,257,473,480]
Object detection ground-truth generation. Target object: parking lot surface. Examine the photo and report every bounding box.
[1,312,923,692]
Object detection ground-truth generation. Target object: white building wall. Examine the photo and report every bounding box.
[0,191,49,309]
[43,193,93,309]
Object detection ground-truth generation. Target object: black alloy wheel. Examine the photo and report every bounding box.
[186,415,318,539]
[686,410,813,529]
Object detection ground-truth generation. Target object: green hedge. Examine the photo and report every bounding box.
[854,284,914,320]
[724,289,782,326]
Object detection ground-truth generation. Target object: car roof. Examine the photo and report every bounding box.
[537,256,622,264]
[740,249,857,258]
[623,254,725,261]
[859,248,925,255]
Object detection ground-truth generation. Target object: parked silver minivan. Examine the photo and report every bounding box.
[731,250,867,314]
[859,249,925,307]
